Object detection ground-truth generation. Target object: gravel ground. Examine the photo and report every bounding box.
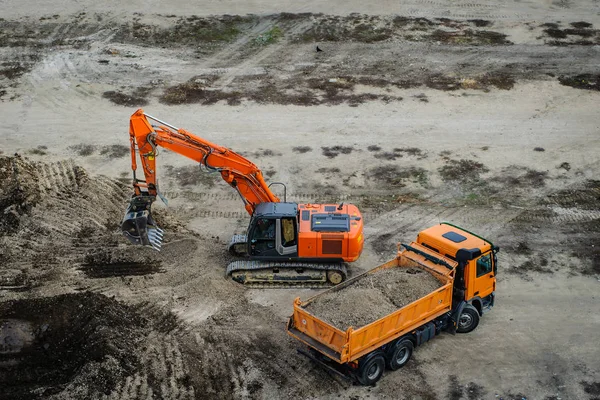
[304,267,442,329]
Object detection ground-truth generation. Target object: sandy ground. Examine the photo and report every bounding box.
[1,1,600,399]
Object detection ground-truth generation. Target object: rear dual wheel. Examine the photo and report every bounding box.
[357,351,385,385]
[385,339,414,371]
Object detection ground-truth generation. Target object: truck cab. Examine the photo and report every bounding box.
[416,223,499,320]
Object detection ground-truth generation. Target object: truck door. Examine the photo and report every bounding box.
[468,252,495,299]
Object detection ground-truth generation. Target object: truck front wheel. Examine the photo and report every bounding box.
[357,352,385,385]
[457,304,480,333]
[385,339,414,370]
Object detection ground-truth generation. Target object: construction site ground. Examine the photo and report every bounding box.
[0,0,599,399]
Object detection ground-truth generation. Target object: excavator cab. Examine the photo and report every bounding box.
[236,202,300,259]
[121,196,164,251]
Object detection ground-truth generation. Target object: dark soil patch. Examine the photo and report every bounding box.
[468,19,492,27]
[426,74,461,91]
[369,165,428,187]
[480,72,516,90]
[374,151,402,160]
[571,21,593,29]
[100,144,129,158]
[541,22,560,29]
[304,266,442,329]
[558,74,600,91]
[558,162,571,171]
[292,146,312,154]
[317,167,341,174]
[493,166,548,188]
[0,292,148,400]
[81,248,162,278]
[371,232,395,255]
[367,145,382,152]
[165,164,218,187]
[246,149,281,157]
[160,79,242,105]
[27,146,47,156]
[79,262,163,278]
[68,144,96,157]
[544,28,568,39]
[430,29,511,45]
[534,147,545,152]
[394,147,426,157]
[321,146,353,158]
[103,90,149,107]
[0,62,30,80]
[114,15,254,47]
[507,259,553,277]
[581,381,600,396]
[438,159,489,182]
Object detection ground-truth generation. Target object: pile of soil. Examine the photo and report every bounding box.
[0,292,149,399]
[304,267,442,329]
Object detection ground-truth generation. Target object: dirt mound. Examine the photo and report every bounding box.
[0,155,42,234]
[0,292,149,399]
[304,266,442,329]
[0,155,178,287]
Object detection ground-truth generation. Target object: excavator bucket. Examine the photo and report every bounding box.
[121,196,164,251]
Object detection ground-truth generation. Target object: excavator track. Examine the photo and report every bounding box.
[226,260,348,288]
[228,234,248,256]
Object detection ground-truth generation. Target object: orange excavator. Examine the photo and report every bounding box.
[121,109,364,286]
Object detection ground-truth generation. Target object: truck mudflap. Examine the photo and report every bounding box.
[296,349,355,383]
[286,317,344,363]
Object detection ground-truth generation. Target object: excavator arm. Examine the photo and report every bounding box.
[122,109,279,250]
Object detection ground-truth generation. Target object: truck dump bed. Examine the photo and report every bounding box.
[287,244,457,364]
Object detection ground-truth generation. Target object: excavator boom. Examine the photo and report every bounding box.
[122,109,279,249]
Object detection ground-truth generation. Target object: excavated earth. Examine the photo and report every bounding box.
[304,267,442,329]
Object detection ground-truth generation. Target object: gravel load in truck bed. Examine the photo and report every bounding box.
[304,266,443,330]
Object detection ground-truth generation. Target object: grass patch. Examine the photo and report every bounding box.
[492,166,548,188]
[165,165,218,187]
[292,146,312,153]
[369,165,428,187]
[558,74,600,91]
[102,90,149,107]
[439,159,489,182]
[254,26,282,45]
[571,21,593,29]
[68,144,96,157]
[100,144,129,159]
[27,146,48,156]
[321,146,353,158]
[160,78,242,105]
[430,29,511,45]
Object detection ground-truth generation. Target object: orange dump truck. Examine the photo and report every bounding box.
[287,223,499,385]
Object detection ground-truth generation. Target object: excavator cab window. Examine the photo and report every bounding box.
[281,217,296,247]
[255,218,275,239]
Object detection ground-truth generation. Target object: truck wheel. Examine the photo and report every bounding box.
[385,339,413,371]
[457,304,480,333]
[357,352,385,386]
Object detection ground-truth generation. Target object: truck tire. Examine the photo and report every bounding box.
[385,339,414,371]
[357,351,385,386]
[457,304,480,333]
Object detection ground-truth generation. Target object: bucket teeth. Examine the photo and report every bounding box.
[147,227,164,251]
